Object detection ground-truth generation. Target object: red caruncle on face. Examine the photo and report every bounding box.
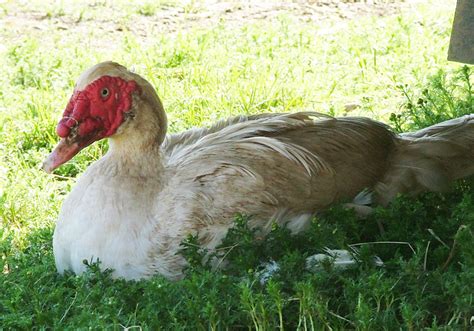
[56,75,140,141]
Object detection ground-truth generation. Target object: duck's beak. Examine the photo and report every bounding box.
[42,138,82,174]
[42,127,104,174]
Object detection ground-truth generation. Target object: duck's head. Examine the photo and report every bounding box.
[43,61,167,173]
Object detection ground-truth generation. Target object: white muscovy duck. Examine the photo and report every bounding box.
[43,62,474,280]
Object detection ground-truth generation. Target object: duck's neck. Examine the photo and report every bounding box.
[104,134,165,180]
[100,79,168,180]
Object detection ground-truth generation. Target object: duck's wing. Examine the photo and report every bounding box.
[163,112,395,231]
[162,113,282,160]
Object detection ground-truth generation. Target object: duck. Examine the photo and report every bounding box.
[43,62,473,280]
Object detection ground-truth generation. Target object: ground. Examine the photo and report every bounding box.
[2,1,420,42]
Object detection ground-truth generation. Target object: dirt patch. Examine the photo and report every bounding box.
[1,0,421,46]
[134,0,419,36]
[174,1,415,26]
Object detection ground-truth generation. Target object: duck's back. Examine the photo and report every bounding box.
[162,112,395,235]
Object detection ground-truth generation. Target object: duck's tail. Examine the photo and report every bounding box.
[374,114,474,206]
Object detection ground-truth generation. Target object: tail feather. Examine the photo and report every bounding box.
[374,114,474,205]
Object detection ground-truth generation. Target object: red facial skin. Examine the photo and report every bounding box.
[42,76,140,173]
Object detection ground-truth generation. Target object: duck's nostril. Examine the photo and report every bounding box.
[65,117,79,127]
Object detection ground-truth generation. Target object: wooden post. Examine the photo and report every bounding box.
[448,0,474,64]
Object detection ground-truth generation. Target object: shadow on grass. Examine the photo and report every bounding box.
[1,177,473,329]
[1,66,473,329]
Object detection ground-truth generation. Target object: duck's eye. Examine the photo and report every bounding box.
[100,88,109,98]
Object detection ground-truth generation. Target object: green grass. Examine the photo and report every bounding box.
[1,0,473,329]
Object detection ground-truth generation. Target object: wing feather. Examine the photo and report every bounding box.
[163,112,396,221]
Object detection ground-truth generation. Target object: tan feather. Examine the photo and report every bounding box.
[374,115,474,205]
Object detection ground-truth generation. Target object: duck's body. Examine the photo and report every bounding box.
[53,109,395,279]
[46,62,474,280]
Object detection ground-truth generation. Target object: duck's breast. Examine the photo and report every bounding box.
[53,170,157,280]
